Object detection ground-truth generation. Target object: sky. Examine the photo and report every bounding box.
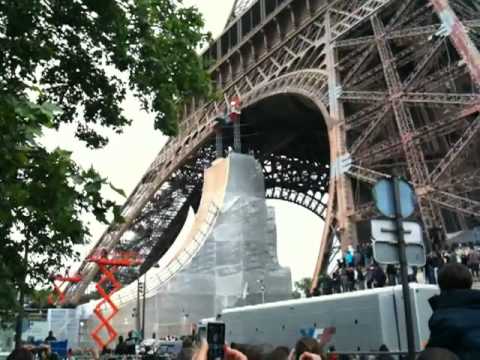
[42,0,323,285]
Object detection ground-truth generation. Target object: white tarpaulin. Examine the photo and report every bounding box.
[48,305,94,348]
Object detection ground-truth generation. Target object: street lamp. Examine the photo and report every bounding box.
[139,263,160,340]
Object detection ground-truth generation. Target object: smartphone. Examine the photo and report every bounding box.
[207,322,225,360]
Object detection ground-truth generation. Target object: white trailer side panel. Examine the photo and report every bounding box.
[221,285,439,352]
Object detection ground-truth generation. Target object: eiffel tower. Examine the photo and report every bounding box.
[68,0,480,301]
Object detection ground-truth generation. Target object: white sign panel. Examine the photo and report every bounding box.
[371,220,426,266]
[371,220,423,244]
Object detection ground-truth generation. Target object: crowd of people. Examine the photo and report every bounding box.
[189,263,478,360]
[311,243,480,296]
[6,331,64,360]
[8,245,480,360]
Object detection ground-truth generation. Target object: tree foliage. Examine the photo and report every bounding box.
[1,0,210,145]
[0,0,210,315]
[293,277,313,298]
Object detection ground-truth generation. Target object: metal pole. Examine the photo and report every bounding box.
[141,273,146,340]
[393,177,416,360]
[136,280,141,334]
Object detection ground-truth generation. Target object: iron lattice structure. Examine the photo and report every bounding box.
[67,0,480,301]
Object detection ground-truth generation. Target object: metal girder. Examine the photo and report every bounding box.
[335,24,449,48]
[371,14,442,232]
[386,0,417,29]
[345,39,430,87]
[345,103,386,130]
[413,64,469,91]
[437,169,480,194]
[329,0,393,41]
[69,0,480,301]
[430,115,480,183]
[430,0,480,86]
[346,164,391,184]
[349,106,391,155]
[402,92,480,105]
[340,91,387,102]
[352,202,378,221]
[430,189,480,217]
[403,38,445,90]
[357,105,480,162]
[393,3,432,30]
[342,44,377,84]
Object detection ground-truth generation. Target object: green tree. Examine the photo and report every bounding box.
[294,277,313,298]
[28,289,51,309]
[0,0,210,340]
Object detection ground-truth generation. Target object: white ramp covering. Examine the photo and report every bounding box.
[86,154,292,341]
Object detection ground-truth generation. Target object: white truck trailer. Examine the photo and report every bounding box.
[207,284,438,353]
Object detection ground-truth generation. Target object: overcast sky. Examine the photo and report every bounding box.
[42,0,323,285]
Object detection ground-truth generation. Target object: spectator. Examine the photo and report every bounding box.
[7,348,34,360]
[327,346,337,360]
[417,348,459,360]
[376,344,394,360]
[178,337,194,360]
[427,263,480,359]
[356,266,365,290]
[321,275,333,295]
[345,251,354,268]
[366,264,375,289]
[294,337,322,360]
[436,250,445,268]
[443,250,452,264]
[193,341,247,360]
[354,248,364,268]
[373,264,386,288]
[125,331,136,355]
[234,343,271,360]
[44,331,56,342]
[425,253,437,284]
[115,335,126,355]
[340,268,349,293]
[407,266,417,283]
[433,251,445,284]
[461,248,469,267]
[332,271,341,294]
[346,267,355,291]
[386,265,397,286]
[467,247,480,279]
[39,346,59,360]
[265,346,289,360]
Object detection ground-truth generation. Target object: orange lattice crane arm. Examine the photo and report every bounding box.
[87,249,143,350]
[48,274,82,306]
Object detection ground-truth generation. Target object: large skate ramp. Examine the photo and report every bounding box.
[96,154,291,339]
[112,156,229,307]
